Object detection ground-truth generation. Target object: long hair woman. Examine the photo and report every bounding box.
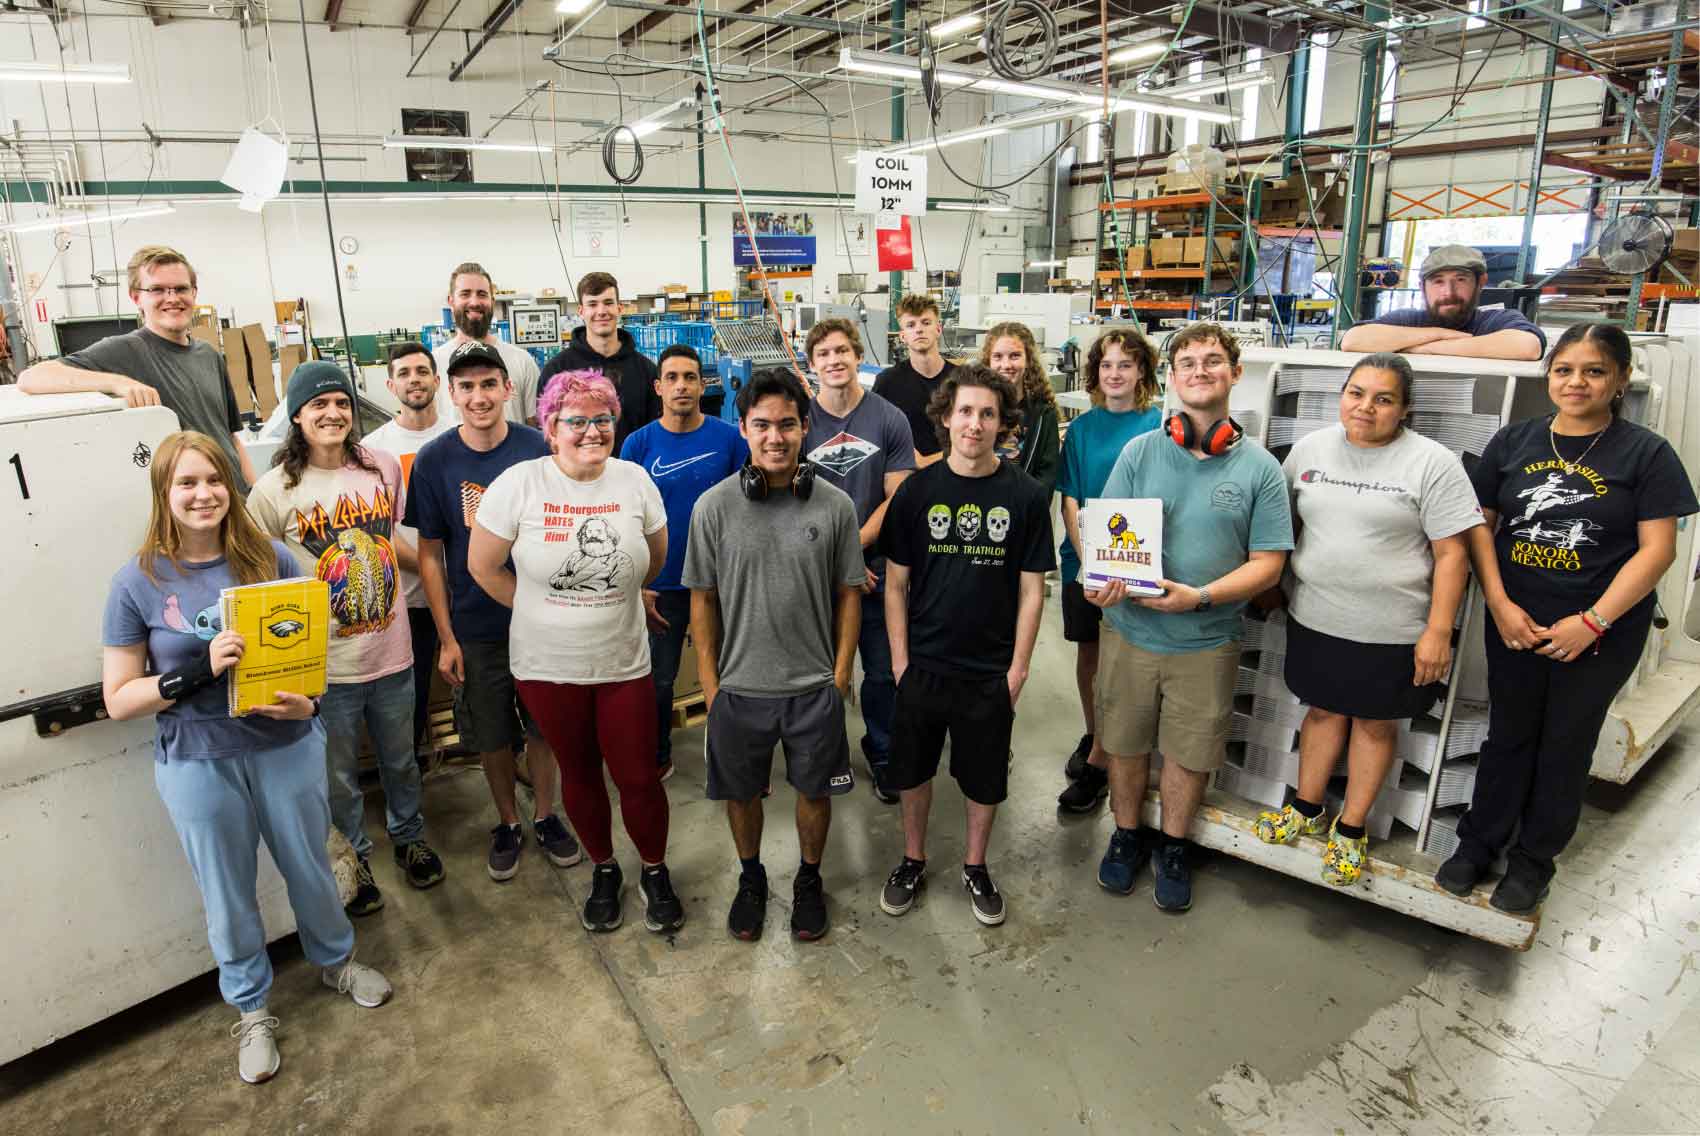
[102,431,392,1086]
[980,320,1061,495]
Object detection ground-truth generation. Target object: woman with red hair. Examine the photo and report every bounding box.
[469,369,681,934]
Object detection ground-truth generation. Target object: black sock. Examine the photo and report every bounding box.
[1336,821,1366,840]
[1116,825,1144,843]
[739,855,763,877]
[1163,833,1186,850]
[903,855,927,867]
[962,861,985,871]
[1292,797,1324,819]
[797,859,821,882]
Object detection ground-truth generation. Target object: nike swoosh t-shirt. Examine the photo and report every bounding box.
[620,416,747,590]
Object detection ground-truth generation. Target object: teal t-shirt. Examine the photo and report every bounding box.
[1100,430,1293,653]
[1056,405,1163,583]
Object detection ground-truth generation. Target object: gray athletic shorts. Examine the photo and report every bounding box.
[705,686,853,802]
[455,638,541,754]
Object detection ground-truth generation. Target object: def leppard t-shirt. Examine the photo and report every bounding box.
[883,461,1056,677]
[1472,416,1697,626]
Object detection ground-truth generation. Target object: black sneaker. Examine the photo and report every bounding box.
[393,840,446,889]
[879,857,927,916]
[791,871,829,941]
[487,823,523,882]
[533,815,583,868]
[1489,869,1549,914]
[1435,852,1485,897]
[962,864,1006,926]
[345,856,384,917]
[640,864,686,933]
[1063,733,1093,781]
[1057,763,1109,813]
[581,861,624,932]
[728,869,768,941]
[863,737,898,804]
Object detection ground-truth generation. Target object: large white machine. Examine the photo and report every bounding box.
[0,390,297,1064]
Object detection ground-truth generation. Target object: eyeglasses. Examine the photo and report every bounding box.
[138,285,194,299]
[1172,355,1231,375]
[560,414,616,434]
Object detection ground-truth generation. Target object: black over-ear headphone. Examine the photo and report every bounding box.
[740,459,817,502]
[1165,413,1243,457]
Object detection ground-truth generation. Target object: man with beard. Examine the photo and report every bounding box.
[366,342,455,754]
[1341,245,1545,360]
[541,271,662,451]
[431,262,542,425]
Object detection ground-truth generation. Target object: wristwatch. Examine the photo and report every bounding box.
[1193,587,1213,612]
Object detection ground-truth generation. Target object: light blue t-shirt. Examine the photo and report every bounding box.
[620,415,747,591]
[102,541,315,761]
[1055,405,1163,583]
[1100,430,1293,653]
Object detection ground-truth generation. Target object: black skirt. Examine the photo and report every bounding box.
[1283,617,1443,721]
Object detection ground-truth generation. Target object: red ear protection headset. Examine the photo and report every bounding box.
[1165,413,1243,456]
[740,459,817,502]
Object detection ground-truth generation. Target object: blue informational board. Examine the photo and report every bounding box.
[733,234,817,266]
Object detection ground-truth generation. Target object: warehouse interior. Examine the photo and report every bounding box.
[2,0,1699,1131]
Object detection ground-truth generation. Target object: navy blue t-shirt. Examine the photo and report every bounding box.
[1367,305,1547,351]
[102,540,314,762]
[404,424,551,643]
[620,416,746,591]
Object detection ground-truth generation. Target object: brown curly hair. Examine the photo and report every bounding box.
[1084,328,1159,410]
[979,321,1056,413]
[925,361,1021,451]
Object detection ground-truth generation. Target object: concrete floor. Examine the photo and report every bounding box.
[5,606,1700,1136]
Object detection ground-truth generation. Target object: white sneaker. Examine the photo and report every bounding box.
[321,956,393,1008]
[231,1009,280,1084]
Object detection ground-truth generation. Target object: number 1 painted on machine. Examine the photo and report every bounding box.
[9,452,28,499]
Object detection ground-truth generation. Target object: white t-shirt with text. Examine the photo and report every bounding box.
[365,417,455,608]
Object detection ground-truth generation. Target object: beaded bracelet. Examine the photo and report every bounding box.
[1587,606,1613,631]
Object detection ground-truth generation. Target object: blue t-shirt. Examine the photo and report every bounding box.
[1100,431,1294,653]
[101,541,314,762]
[404,424,551,643]
[1055,405,1163,583]
[1367,304,1547,351]
[620,416,747,591]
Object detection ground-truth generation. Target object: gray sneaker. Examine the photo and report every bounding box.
[321,956,393,1008]
[533,815,583,868]
[488,822,523,881]
[962,864,1006,926]
[231,1010,280,1084]
[879,857,926,916]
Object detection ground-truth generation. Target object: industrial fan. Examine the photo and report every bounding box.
[1526,210,1687,289]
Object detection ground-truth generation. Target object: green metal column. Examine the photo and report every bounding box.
[888,0,905,334]
[1514,46,1558,283]
[1283,41,1310,177]
[1626,0,1690,326]
[1331,3,1387,345]
[697,82,709,294]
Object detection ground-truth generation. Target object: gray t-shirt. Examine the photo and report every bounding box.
[681,476,866,696]
[805,390,916,568]
[65,328,247,491]
[1283,424,1483,644]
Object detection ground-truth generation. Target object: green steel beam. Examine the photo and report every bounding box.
[889,0,905,334]
[1283,40,1310,177]
[1331,1,1388,345]
[1514,44,1559,283]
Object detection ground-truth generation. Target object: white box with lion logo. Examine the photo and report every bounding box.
[1080,497,1164,596]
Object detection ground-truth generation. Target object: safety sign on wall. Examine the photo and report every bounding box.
[854,152,928,216]
[571,202,621,259]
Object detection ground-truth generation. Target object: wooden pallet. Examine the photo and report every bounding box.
[671,689,708,730]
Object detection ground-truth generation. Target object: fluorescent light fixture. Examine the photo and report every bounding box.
[935,202,1013,213]
[4,205,174,233]
[838,48,1234,124]
[930,13,982,37]
[1161,67,1275,99]
[541,0,606,56]
[555,0,597,11]
[625,96,704,139]
[0,61,131,85]
[382,134,549,153]
[1108,42,1166,64]
[1027,259,1062,268]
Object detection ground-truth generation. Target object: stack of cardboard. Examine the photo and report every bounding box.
[1660,228,1697,285]
[1258,170,1347,228]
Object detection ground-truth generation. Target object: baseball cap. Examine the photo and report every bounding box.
[445,340,507,376]
[1420,244,1488,279]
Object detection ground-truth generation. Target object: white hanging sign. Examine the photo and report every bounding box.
[570,202,621,258]
[854,151,928,216]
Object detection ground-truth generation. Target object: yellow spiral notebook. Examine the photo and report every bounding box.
[220,577,330,716]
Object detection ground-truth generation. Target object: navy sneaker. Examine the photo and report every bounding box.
[533,815,583,868]
[1152,841,1192,912]
[1097,827,1148,894]
[487,822,523,882]
[345,856,384,917]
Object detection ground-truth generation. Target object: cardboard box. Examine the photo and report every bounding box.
[1183,235,1240,265]
[1150,237,1187,265]
[219,326,255,415]
[662,284,689,295]
[1672,228,1698,256]
[675,630,701,701]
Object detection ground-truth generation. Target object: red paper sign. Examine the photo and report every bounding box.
[34,299,48,323]
[876,217,914,272]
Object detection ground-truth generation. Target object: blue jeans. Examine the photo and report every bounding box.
[859,582,896,767]
[647,588,694,765]
[154,724,355,1012]
[321,669,425,858]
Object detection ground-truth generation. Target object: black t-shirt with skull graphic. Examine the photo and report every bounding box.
[1472,415,1696,626]
[883,459,1056,677]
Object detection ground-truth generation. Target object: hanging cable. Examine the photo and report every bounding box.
[984,0,1059,82]
[602,125,645,185]
[294,0,358,383]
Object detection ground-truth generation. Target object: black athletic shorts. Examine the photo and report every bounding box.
[705,686,853,802]
[1061,580,1102,644]
[888,665,1015,805]
[455,639,541,753]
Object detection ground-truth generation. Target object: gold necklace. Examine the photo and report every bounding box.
[1549,415,1607,476]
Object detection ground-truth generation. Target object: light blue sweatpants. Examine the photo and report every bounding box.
[154,723,356,1012]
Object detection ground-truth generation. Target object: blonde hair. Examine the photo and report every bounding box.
[139,432,277,587]
[979,321,1056,412]
[127,245,197,295]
